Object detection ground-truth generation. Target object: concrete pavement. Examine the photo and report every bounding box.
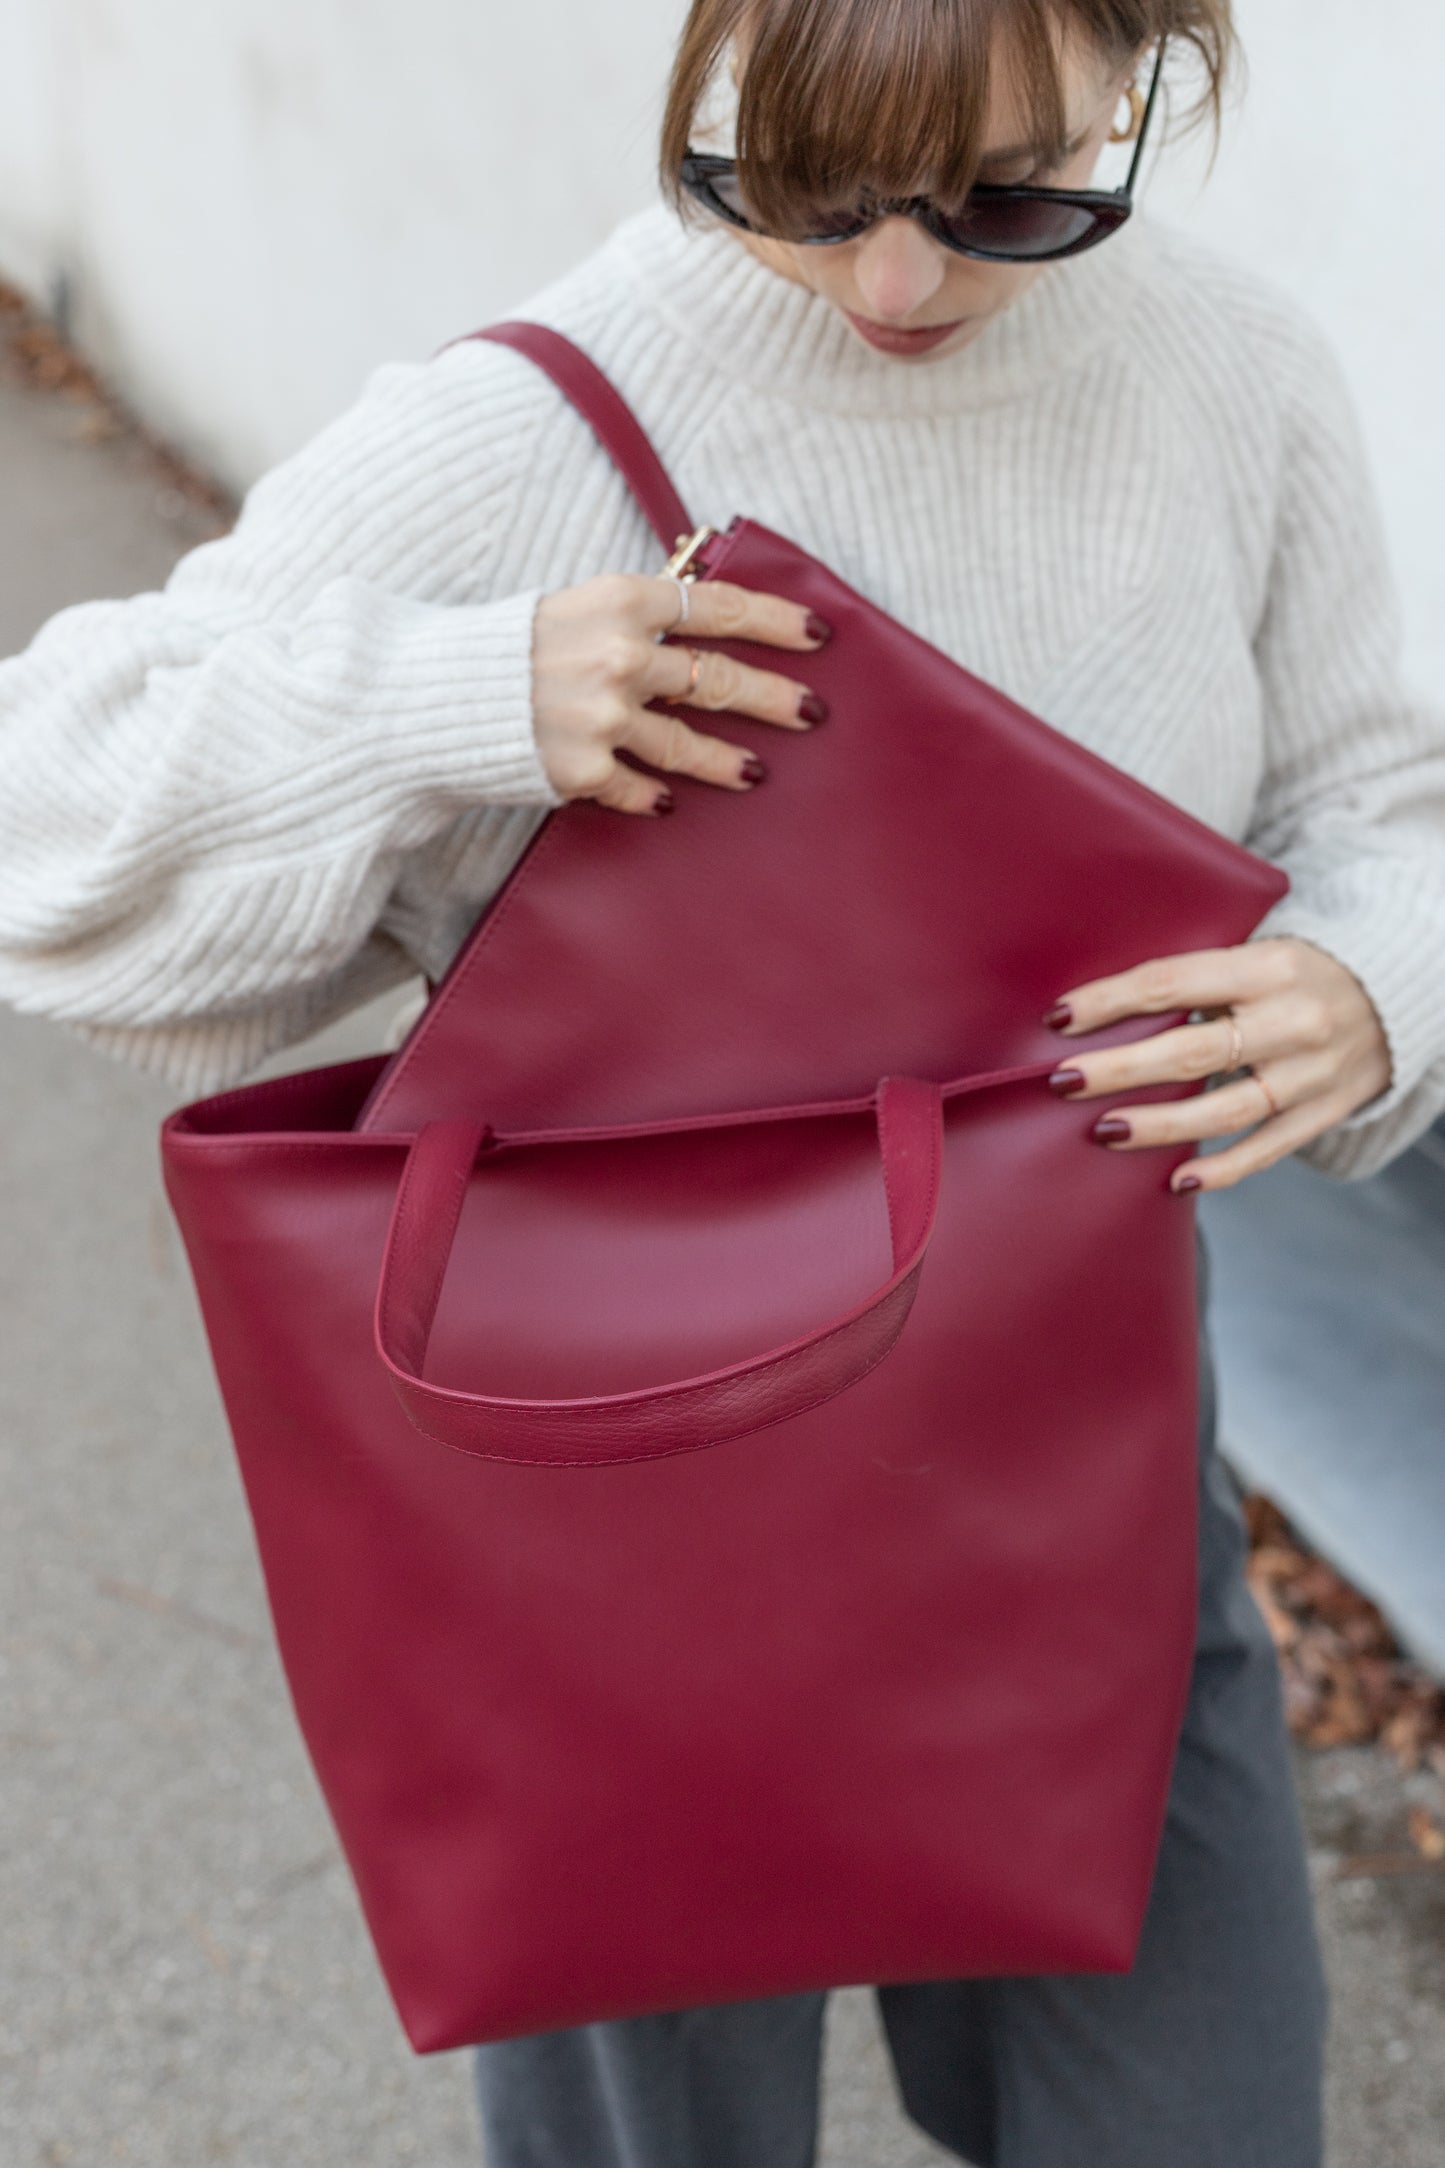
[2,345,1442,2166]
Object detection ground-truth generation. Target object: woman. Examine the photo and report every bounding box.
[3,0,1443,2161]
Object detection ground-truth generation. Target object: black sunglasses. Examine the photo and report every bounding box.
[680,43,1166,265]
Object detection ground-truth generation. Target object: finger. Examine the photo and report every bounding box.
[589,757,675,818]
[625,704,765,792]
[678,578,829,652]
[1168,1094,1344,1196]
[585,573,822,652]
[633,574,825,650]
[1046,1014,1305,1102]
[1049,942,1292,1035]
[1089,1068,1298,1152]
[649,643,821,730]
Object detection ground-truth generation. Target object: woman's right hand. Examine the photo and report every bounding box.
[532,573,830,815]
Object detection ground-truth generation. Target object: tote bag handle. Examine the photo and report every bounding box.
[472,323,695,554]
[375,1078,944,1466]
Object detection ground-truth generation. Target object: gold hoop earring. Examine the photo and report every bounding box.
[1109,82,1147,145]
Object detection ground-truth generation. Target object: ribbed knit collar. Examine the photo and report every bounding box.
[608,203,1148,418]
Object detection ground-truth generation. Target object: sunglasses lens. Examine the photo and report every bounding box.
[702,167,752,223]
[701,166,866,243]
[691,160,1118,260]
[796,205,875,242]
[937,194,1102,259]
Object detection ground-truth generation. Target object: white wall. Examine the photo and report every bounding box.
[0,0,686,481]
[0,0,1439,699]
[1150,0,1445,703]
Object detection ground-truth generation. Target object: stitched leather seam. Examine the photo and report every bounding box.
[166,1138,410,1162]
[879,1086,902,1266]
[168,1062,1052,1163]
[168,1057,384,1132]
[363,813,572,1128]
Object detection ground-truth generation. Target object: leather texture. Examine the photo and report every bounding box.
[375,1077,944,1465]
[162,322,1290,2056]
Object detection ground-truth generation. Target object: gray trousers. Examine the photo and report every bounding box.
[474,1306,1328,2168]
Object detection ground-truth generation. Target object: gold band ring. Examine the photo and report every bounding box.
[1254,1072,1282,1121]
[663,648,704,706]
[1223,1014,1245,1073]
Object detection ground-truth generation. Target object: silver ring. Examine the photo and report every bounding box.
[663,574,690,630]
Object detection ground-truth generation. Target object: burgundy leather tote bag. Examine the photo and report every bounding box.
[162,323,1289,2053]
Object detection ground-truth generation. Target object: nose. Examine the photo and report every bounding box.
[851,215,949,321]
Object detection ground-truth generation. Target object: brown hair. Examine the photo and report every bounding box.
[660,0,1236,236]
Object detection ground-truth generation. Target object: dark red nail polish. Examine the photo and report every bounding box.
[1044,1002,1074,1032]
[805,613,833,646]
[1048,1069,1087,1098]
[653,790,676,816]
[1174,1174,1203,1196]
[739,754,767,785]
[1092,1116,1132,1145]
[798,691,829,726]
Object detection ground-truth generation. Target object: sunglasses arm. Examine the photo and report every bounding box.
[1124,40,1169,196]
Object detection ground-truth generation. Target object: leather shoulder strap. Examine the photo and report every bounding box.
[465,322,695,556]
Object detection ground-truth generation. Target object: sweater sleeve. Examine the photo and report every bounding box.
[1244,318,1445,1182]
[0,343,561,1095]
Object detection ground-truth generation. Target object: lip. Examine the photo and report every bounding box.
[842,310,969,356]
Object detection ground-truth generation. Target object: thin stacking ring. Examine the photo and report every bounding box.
[1254,1072,1282,1121]
[664,648,704,706]
[1222,1013,1245,1073]
[663,574,691,629]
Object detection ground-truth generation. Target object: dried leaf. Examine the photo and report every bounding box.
[1334,1851,1441,1881]
[1304,1659,1375,1748]
[1243,1494,1445,1771]
[1408,1807,1445,1863]
[0,277,235,531]
[1281,1670,1321,1732]
[1244,1494,1293,1548]
[1245,1558,1299,1651]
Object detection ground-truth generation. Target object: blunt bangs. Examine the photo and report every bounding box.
[738,0,1026,233]
[661,0,1236,235]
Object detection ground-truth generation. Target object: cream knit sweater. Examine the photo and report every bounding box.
[2,206,1444,1180]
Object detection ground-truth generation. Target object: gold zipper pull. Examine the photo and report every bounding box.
[663,525,719,581]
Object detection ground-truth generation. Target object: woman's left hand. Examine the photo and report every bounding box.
[1046,937,1392,1195]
